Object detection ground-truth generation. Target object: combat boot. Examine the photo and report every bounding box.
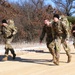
[10,49,16,60]
[13,54,16,59]
[53,56,59,65]
[66,51,71,63]
[2,54,8,61]
[50,50,59,65]
[67,55,72,63]
[55,50,60,65]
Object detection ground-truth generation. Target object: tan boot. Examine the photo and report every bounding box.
[2,54,8,61]
[53,60,59,65]
[56,57,59,65]
[53,56,59,65]
[55,51,60,65]
[67,55,72,63]
[65,50,71,63]
[50,50,59,65]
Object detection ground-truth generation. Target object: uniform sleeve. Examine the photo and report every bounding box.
[10,25,17,35]
[61,22,67,39]
[40,26,46,42]
[61,22,67,33]
[0,26,4,35]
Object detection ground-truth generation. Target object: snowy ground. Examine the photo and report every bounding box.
[0,40,73,52]
[0,43,47,54]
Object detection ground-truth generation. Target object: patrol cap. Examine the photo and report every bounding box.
[2,19,7,23]
[53,14,59,19]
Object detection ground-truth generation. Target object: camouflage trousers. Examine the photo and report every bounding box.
[5,37,13,49]
[55,37,61,51]
[46,40,60,65]
[55,36,71,63]
[55,37,71,57]
[46,38,61,57]
[2,37,16,61]
[55,37,70,50]
[47,40,55,51]
[61,38,70,53]
[55,37,61,58]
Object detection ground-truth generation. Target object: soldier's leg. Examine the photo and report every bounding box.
[61,39,71,63]
[47,41,59,65]
[55,49,60,64]
[7,38,16,59]
[55,37,61,64]
[5,47,9,55]
[2,42,9,61]
[10,48,16,59]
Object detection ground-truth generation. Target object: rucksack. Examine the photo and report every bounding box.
[60,15,71,39]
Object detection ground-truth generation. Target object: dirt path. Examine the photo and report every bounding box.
[0,43,75,75]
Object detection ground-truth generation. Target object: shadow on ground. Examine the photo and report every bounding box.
[22,49,75,54]
[0,55,56,66]
[0,49,74,66]
[22,49,50,53]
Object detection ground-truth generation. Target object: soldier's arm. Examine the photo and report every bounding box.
[40,26,46,42]
[61,21,69,34]
[0,26,4,35]
[61,22,68,39]
[61,22,67,33]
[10,25,17,35]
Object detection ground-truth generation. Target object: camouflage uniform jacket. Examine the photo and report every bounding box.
[1,24,17,38]
[52,21,67,39]
[40,25,55,43]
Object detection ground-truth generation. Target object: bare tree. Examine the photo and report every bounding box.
[0,0,56,42]
[31,0,45,9]
[52,0,75,16]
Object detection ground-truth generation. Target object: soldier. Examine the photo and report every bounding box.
[60,15,71,63]
[52,14,71,63]
[51,14,61,64]
[1,19,17,60]
[40,19,59,65]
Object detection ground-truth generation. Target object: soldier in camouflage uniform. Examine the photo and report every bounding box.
[1,19,17,60]
[40,19,58,65]
[60,15,71,63]
[52,14,71,63]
